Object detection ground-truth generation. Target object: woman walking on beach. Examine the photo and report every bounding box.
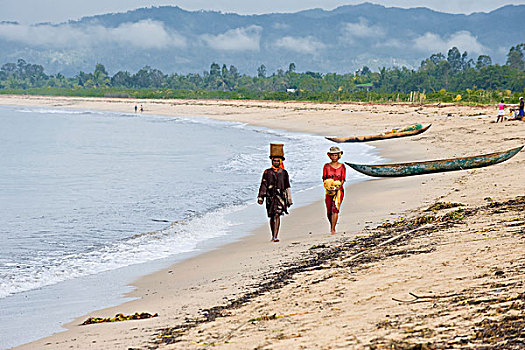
[258,144,292,242]
[323,146,346,234]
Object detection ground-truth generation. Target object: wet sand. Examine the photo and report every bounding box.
[1,95,523,349]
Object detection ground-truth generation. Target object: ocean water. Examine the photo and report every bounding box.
[0,104,382,348]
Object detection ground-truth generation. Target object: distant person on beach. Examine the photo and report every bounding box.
[140,105,144,113]
[519,97,524,120]
[323,146,346,234]
[134,105,137,113]
[257,143,292,242]
[508,108,518,120]
[496,99,505,123]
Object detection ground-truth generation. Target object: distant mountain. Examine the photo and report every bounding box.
[0,3,523,75]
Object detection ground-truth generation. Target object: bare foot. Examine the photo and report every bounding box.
[273,238,280,242]
[331,231,337,235]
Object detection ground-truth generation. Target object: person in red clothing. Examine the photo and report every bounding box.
[322,146,346,234]
[258,144,292,242]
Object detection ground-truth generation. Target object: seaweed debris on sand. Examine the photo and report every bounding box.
[82,312,158,325]
[153,197,524,349]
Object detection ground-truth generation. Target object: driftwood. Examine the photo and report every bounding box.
[392,292,461,304]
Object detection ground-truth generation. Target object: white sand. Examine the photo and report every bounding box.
[1,95,523,349]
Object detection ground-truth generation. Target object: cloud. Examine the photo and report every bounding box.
[381,39,403,48]
[340,18,385,44]
[200,25,262,51]
[413,30,486,54]
[0,20,186,49]
[106,20,186,48]
[274,36,326,54]
[272,23,290,30]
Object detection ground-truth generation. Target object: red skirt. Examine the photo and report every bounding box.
[325,188,344,215]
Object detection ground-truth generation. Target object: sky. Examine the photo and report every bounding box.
[1,0,525,24]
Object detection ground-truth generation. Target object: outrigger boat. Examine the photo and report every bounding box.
[346,146,523,177]
[326,124,431,143]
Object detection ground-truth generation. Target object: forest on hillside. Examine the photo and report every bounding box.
[1,44,524,104]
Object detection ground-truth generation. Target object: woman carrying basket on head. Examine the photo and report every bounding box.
[323,146,346,234]
[258,143,293,242]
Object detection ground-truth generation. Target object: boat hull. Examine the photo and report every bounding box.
[326,124,431,143]
[346,146,523,177]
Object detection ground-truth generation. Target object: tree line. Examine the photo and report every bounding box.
[1,44,523,103]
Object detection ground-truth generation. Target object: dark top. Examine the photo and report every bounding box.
[258,168,291,216]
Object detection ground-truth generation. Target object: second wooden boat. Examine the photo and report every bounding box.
[345,146,523,177]
[326,124,431,143]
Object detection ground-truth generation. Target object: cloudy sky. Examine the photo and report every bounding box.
[2,0,525,24]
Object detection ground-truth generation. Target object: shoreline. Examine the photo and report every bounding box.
[1,95,523,349]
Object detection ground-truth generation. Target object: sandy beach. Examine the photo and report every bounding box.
[1,95,523,349]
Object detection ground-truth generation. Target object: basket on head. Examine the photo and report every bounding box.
[270,143,285,159]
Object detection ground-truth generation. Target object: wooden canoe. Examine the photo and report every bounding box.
[345,146,523,177]
[326,124,431,143]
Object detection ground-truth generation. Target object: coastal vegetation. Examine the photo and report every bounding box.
[1,44,524,104]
